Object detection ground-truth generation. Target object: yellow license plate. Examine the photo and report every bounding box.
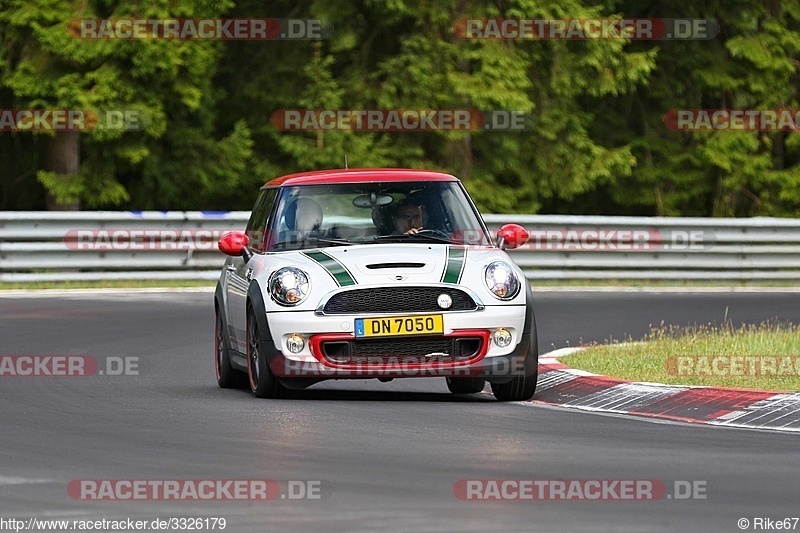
[355,314,444,338]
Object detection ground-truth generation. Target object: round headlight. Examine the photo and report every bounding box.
[269,267,310,306]
[484,261,520,300]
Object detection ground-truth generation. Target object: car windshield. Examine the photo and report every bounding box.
[266,181,491,251]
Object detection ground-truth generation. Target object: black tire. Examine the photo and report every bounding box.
[215,308,247,389]
[490,354,538,401]
[445,377,486,394]
[246,310,291,399]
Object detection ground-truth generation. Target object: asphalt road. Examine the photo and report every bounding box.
[1,290,799,532]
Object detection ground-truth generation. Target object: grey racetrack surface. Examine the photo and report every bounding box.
[1,290,799,532]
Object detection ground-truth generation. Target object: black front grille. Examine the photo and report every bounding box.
[353,337,453,359]
[320,336,483,365]
[322,287,477,314]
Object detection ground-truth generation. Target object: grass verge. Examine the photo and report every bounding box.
[566,322,800,392]
[531,279,800,288]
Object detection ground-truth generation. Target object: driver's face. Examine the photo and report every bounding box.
[395,204,423,233]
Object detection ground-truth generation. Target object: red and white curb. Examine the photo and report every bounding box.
[532,348,800,433]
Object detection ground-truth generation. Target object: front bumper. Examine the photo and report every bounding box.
[265,306,527,357]
[247,281,537,386]
[269,332,533,381]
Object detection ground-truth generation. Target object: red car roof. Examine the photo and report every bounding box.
[263,168,459,188]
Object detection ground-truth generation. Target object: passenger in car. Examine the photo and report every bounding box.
[281,198,323,242]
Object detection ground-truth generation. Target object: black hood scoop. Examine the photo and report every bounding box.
[366,262,426,269]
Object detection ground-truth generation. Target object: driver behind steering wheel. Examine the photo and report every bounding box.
[393,199,425,235]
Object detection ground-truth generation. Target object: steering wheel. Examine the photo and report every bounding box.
[415,228,450,239]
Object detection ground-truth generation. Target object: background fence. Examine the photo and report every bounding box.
[1,211,800,282]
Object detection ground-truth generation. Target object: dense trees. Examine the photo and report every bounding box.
[1,0,799,216]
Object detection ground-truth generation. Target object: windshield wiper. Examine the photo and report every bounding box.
[272,237,352,250]
[372,233,453,244]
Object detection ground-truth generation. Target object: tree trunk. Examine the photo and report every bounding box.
[45,131,81,211]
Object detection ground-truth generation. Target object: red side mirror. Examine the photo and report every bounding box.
[497,224,529,250]
[218,231,250,256]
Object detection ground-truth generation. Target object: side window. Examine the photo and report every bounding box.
[246,189,278,252]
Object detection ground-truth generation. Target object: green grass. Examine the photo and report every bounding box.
[0,280,216,290]
[566,322,800,392]
[531,279,800,288]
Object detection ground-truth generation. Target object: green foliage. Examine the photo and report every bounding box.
[1,0,800,216]
[598,0,800,216]
[271,43,393,171]
[0,0,254,209]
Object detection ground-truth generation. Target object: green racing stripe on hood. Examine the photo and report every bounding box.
[441,246,466,284]
[302,250,356,286]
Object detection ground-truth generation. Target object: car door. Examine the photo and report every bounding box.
[226,188,278,352]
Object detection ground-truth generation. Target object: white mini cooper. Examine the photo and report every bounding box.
[214,169,537,400]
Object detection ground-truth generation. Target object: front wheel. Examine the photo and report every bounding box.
[445,377,486,394]
[490,355,538,401]
[247,311,291,399]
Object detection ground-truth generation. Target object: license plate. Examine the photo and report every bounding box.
[355,314,444,338]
